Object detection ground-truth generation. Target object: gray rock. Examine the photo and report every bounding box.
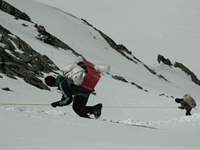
[0,25,59,90]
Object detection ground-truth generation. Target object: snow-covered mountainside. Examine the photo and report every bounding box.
[0,0,200,150]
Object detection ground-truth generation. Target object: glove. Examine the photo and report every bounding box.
[51,102,59,108]
[178,106,184,109]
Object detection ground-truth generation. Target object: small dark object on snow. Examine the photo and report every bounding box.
[2,87,12,91]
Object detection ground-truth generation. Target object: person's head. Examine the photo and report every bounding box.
[175,98,182,103]
[45,76,56,87]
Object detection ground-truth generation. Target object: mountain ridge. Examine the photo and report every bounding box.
[0,0,199,95]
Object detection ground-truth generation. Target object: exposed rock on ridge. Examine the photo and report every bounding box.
[0,0,31,21]
[0,25,59,90]
[157,54,200,86]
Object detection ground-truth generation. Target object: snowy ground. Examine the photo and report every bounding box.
[0,0,200,150]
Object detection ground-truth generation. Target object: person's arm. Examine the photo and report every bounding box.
[51,80,73,107]
[51,94,73,108]
[178,101,187,109]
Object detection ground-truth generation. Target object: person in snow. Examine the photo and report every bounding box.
[44,56,102,119]
[175,94,197,116]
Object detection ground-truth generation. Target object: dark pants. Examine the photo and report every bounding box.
[72,93,93,118]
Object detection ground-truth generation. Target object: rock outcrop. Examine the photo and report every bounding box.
[157,54,200,86]
[0,0,31,21]
[0,25,59,90]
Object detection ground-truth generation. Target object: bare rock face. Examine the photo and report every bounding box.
[0,25,59,90]
[157,54,172,66]
[35,24,75,52]
[0,0,31,21]
[174,62,200,86]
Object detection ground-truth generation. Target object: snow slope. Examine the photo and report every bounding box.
[32,0,200,78]
[0,0,200,149]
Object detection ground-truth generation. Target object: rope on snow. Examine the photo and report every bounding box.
[0,103,177,109]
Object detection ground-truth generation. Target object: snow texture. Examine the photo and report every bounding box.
[0,0,200,149]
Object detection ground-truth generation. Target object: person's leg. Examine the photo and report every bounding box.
[72,94,93,118]
[186,108,192,116]
[92,103,103,119]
